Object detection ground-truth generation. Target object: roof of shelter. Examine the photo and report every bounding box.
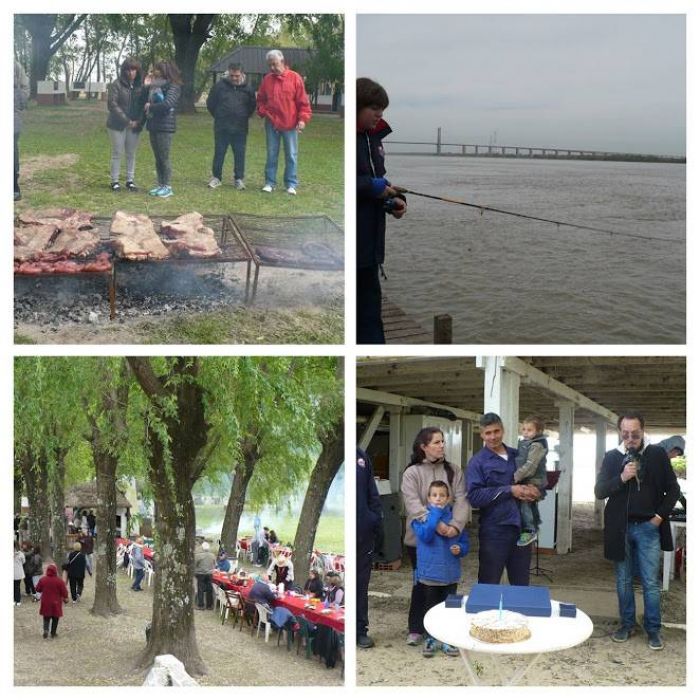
[357,356,686,432]
[209,46,313,75]
[65,482,132,509]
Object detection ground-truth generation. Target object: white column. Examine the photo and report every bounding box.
[556,401,575,554]
[479,356,520,445]
[388,408,403,493]
[594,419,608,529]
[462,419,474,523]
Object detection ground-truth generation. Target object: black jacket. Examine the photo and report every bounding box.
[106,76,146,131]
[356,448,383,554]
[206,78,256,132]
[66,550,89,579]
[594,443,680,561]
[357,120,393,268]
[147,83,181,134]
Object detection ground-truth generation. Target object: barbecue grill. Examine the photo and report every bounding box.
[227,213,344,301]
[14,211,344,318]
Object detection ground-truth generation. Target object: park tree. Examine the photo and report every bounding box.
[169,14,218,112]
[17,14,87,97]
[291,360,344,580]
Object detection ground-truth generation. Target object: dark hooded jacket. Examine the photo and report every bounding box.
[594,442,680,561]
[106,66,146,131]
[146,81,181,134]
[36,564,69,618]
[206,76,256,132]
[357,119,393,269]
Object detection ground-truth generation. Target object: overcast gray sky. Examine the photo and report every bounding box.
[357,15,685,155]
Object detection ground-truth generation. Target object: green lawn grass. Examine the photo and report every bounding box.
[19,100,343,222]
[195,504,344,554]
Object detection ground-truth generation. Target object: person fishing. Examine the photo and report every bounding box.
[356,77,407,344]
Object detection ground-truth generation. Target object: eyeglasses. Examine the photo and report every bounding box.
[620,431,643,440]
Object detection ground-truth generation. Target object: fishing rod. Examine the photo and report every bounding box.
[393,187,676,244]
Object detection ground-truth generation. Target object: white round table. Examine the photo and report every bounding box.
[424,599,593,685]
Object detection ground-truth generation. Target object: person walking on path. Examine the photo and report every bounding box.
[106,57,146,192]
[14,60,29,201]
[194,541,217,610]
[130,538,146,591]
[256,49,312,195]
[206,62,256,190]
[35,564,69,639]
[144,61,182,198]
[594,411,680,650]
[23,544,43,600]
[14,541,25,606]
[66,541,91,602]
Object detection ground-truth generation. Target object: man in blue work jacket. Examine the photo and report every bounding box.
[466,413,540,585]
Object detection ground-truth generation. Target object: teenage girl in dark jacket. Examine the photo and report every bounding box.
[144,61,182,198]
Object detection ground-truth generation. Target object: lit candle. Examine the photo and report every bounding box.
[499,593,503,620]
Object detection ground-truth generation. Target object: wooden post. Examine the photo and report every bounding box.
[594,419,607,528]
[433,314,452,344]
[555,401,575,554]
[477,356,520,446]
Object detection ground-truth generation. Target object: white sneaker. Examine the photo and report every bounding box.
[286,186,297,195]
[262,184,273,193]
[208,177,222,189]
[234,179,245,190]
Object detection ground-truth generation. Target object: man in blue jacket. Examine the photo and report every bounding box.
[356,78,407,344]
[466,413,540,585]
[356,448,383,648]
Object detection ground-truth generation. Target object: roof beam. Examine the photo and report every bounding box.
[357,387,482,421]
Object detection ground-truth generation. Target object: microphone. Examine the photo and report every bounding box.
[623,448,642,489]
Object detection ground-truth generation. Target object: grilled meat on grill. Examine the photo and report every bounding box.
[18,208,94,230]
[110,211,170,260]
[14,224,59,261]
[160,212,221,258]
[46,228,101,258]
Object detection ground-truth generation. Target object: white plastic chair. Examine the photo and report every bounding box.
[255,602,272,642]
[144,560,154,587]
[214,585,226,614]
[222,590,241,625]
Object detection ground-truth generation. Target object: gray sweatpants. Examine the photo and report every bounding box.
[108,127,141,182]
[149,130,174,187]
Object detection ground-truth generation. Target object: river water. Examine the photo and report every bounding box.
[381,156,685,344]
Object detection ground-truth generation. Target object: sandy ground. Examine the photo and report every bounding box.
[357,503,686,686]
[14,564,343,686]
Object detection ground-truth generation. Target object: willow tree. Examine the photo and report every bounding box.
[291,359,344,579]
[218,357,335,555]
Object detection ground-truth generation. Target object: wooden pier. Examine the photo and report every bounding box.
[381,297,432,344]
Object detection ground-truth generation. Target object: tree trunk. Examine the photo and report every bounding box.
[14,471,23,517]
[168,14,217,113]
[292,422,343,580]
[91,448,123,617]
[49,447,67,563]
[219,440,258,554]
[20,451,52,561]
[128,357,210,676]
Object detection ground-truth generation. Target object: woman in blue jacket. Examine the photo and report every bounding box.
[144,61,182,198]
[411,479,469,658]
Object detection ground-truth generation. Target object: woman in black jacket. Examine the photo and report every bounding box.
[106,57,146,192]
[65,542,91,603]
[144,61,183,198]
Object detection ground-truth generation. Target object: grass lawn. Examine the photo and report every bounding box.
[195,504,345,554]
[15,100,344,344]
[18,100,343,220]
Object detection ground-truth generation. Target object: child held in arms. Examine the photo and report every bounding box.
[411,480,469,658]
[514,416,549,547]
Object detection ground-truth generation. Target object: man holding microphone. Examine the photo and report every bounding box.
[594,411,680,650]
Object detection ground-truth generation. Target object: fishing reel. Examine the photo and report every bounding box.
[383,192,407,213]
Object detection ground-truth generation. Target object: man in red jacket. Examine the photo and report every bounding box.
[35,564,69,639]
[256,49,312,196]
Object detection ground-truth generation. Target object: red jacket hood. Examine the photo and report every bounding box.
[46,564,58,577]
[358,118,392,137]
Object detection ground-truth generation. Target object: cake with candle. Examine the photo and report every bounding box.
[469,609,531,643]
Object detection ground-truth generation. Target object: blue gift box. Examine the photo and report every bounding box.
[465,583,552,617]
[445,594,465,609]
[559,602,577,618]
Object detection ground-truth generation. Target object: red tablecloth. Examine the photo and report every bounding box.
[212,572,344,633]
[116,538,154,561]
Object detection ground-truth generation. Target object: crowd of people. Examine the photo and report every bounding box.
[14,49,313,202]
[357,412,683,658]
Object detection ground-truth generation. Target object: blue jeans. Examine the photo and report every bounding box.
[264,120,298,188]
[212,129,247,181]
[614,520,661,634]
[132,567,145,591]
[478,525,531,585]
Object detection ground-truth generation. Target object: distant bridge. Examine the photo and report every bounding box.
[384,129,685,164]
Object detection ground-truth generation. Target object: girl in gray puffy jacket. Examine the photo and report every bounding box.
[144,61,182,198]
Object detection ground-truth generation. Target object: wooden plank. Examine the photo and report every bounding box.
[381,297,432,344]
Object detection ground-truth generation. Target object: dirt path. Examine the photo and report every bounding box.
[14,567,342,686]
[358,503,686,686]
